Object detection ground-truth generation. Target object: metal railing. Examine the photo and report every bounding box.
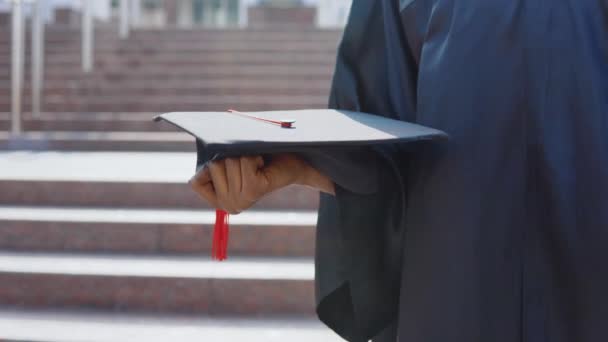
[81,0,93,72]
[10,0,23,134]
[9,0,134,135]
[10,0,44,134]
[31,0,44,118]
[8,0,346,135]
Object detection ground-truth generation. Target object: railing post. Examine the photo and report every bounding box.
[120,0,130,39]
[31,0,45,118]
[11,0,24,135]
[82,0,93,72]
[130,0,140,29]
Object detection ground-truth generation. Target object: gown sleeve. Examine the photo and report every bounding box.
[314,1,420,341]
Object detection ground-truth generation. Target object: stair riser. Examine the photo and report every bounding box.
[0,59,336,68]
[0,75,333,83]
[0,34,342,41]
[0,32,343,43]
[0,35,340,45]
[0,87,331,97]
[0,118,177,132]
[0,52,338,64]
[0,273,315,316]
[0,103,326,113]
[0,80,332,90]
[0,112,176,133]
[0,137,194,152]
[0,71,335,80]
[0,94,328,101]
[0,45,338,54]
[0,221,315,257]
[0,181,319,210]
[0,39,340,46]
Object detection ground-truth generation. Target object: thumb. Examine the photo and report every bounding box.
[261,154,302,190]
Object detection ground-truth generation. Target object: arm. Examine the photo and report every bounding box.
[189,153,334,215]
[297,157,336,195]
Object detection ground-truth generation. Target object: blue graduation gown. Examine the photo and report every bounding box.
[315,0,608,341]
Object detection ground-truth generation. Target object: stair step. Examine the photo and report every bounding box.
[37,42,339,52]
[0,252,313,280]
[0,112,177,132]
[0,108,324,115]
[0,151,194,182]
[0,53,337,66]
[0,86,331,98]
[0,28,343,40]
[0,51,338,64]
[0,97,328,113]
[0,105,326,114]
[0,65,335,77]
[0,131,194,152]
[2,94,329,104]
[0,252,315,315]
[0,310,341,342]
[0,206,316,257]
[0,151,319,209]
[0,79,331,90]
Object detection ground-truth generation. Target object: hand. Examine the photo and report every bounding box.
[189,154,334,214]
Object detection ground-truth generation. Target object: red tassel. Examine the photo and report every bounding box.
[212,209,230,261]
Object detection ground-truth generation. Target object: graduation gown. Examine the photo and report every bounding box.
[315,0,608,341]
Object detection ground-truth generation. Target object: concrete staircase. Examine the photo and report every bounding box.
[0,22,342,342]
[0,151,335,341]
[0,26,341,151]
[0,27,340,113]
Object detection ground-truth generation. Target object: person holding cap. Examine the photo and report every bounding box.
[190,1,608,341]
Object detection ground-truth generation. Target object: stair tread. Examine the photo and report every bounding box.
[0,206,316,225]
[0,252,313,280]
[0,112,159,120]
[0,151,194,182]
[0,309,341,342]
[0,131,190,140]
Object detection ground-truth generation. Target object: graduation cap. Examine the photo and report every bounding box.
[155,109,447,260]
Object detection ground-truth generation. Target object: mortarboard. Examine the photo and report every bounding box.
[155,109,447,260]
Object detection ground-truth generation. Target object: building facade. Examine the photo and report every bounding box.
[130,0,247,28]
[0,0,352,28]
[0,0,110,22]
[316,0,351,28]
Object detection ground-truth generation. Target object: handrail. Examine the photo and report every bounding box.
[81,0,93,72]
[31,0,44,118]
[120,0,130,39]
[11,0,23,135]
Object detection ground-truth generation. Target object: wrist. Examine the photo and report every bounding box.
[296,162,335,195]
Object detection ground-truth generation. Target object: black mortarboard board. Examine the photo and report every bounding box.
[155,109,446,154]
[154,109,447,260]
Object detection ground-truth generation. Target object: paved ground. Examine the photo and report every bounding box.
[0,310,343,342]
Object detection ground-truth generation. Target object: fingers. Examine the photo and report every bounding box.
[261,153,303,190]
[189,166,218,208]
[209,158,249,214]
[208,159,229,202]
[190,156,275,215]
[241,156,267,202]
[225,158,242,194]
[224,158,244,214]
